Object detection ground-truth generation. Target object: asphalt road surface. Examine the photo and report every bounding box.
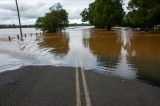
[0,66,160,106]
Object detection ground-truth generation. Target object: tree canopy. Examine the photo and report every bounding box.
[125,0,160,30]
[80,0,124,30]
[35,3,69,32]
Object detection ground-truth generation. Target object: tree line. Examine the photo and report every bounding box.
[124,0,160,31]
[0,24,90,29]
[81,0,160,31]
[80,0,124,30]
[0,24,34,29]
[34,1,160,32]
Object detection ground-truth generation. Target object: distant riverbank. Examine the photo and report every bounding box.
[0,24,91,29]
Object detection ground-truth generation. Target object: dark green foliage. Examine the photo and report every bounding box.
[125,0,160,30]
[35,3,69,32]
[80,8,89,22]
[80,0,124,30]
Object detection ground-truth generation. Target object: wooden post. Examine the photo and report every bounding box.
[20,37,24,41]
[31,33,32,37]
[17,35,19,40]
[36,32,37,36]
[8,36,11,41]
[24,34,26,38]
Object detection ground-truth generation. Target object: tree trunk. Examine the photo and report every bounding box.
[145,26,149,32]
[107,26,111,31]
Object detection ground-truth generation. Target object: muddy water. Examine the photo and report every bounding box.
[0,27,160,85]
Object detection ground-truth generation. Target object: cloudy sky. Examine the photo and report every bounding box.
[0,0,129,25]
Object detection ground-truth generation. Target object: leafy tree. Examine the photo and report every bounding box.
[80,8,89,22]
[80,0,124,30]
[35,3,69,32]
[126,0,160,30]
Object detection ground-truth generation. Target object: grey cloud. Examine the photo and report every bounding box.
[68,9,83,19]
[0,1,16,12]
[0,9,17,20]
[0,0,129,25]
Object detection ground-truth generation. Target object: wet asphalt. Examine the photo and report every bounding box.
[0,66,160,106]
[0,66,76,106]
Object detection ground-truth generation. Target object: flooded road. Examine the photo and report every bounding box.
[0,26,160,85]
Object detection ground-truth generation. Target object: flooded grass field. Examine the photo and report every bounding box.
[0,26,160,86]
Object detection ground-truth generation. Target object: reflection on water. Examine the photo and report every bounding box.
[87,29,121,68]
[127,32,160,85]
[39,32,69,57]
[0,27,160,85]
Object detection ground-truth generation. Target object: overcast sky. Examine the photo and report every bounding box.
[0,0,129,25]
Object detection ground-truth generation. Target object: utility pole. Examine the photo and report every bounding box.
[15,0,23,37]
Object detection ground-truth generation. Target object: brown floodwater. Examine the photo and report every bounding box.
[0,27,160,86]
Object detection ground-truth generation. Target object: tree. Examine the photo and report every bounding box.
[80,0,124,30]
[35,3,69,32]
[125,0,160,31]
[80,8,89,22]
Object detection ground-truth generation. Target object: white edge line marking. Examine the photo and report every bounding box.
[79,56,92,106]
[76,58,81,106]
